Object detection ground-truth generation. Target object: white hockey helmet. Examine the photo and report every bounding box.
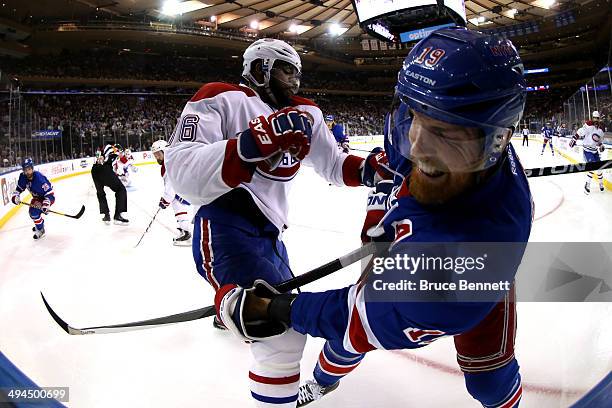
[242,38,301,88]
[592,111,600,119]
[151,139,168,154]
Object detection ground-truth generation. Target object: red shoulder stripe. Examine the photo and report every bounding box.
[290,95,319,108]
[191,82,256,102]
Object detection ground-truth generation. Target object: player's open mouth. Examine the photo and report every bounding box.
[417,162,445,178]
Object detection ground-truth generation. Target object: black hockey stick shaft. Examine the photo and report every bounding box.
[134,207,162,248]
[22,202,85,219]
[524,159,612,178]
[41,243,377,335]
[349,147,373,153]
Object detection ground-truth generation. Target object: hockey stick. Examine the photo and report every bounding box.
[22,202,85,219]
[349,147,374,153]
[525,159,612,178]
[134,207,162,248]
[41,243,377,335]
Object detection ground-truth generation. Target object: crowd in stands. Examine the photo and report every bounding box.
[0,49,385,91]
[0,92,388,170]
[1,47,608,170]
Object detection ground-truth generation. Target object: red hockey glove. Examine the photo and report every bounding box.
[11,192,20,206]
[361,147,393,187]
[237,107,312,167]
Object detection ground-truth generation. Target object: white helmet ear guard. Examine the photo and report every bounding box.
[242,38,301,88]
[151,139,168,153]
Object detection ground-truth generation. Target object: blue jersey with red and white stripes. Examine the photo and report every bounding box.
[331,123,348,144]
[290,144,532,353]
[15,171,54,201]
[541,126,554,139]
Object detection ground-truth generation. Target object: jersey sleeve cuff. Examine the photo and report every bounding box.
[342,155,365,187]
[222,138,256,188]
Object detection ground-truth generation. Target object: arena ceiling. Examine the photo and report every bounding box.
[0,0,600,38]
[0,0,610,116]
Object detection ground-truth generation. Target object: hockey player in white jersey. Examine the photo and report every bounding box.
[165,38,391,407]
[113,146,138,187]
[152,140,192,245]
[570,111,606,194]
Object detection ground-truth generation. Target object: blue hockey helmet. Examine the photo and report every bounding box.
[390,27,526,172]
[324,114,335,122]
[21,158,34,171]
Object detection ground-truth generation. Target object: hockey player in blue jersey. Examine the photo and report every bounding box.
[325,114,350,153]
[11,158,55,239]
[540,123,555,156]
[215,28,532,408]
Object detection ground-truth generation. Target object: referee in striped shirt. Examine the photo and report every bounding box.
[91,144,129,225]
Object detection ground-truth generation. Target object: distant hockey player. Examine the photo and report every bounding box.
[165,38,391,407]
[114,147,138,187]
[91,144,129,225]
[151,139,192,245]
[540,122,555,156]
[570,110,605,194]
[325,114,350,153]
[215,28,531,408]
[522,126,529,146]
[11,158,55,239]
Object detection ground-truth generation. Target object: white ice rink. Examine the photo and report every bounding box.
[1,138,611,407]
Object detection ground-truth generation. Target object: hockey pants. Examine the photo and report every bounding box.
[193,214,306,407]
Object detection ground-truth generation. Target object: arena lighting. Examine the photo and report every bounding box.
[289,24,298,33]
[161,0,180,15]
[468,16,487,25]
[524,68,549,74]
[507,8,518,18]
[250,20,259,29]
[161,0,211,16]
[531,0,555,8]
[329,23,348,36]
[210,15,216,22]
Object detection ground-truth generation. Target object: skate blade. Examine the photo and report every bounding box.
[114,220,130,226]
[173,240,192,247]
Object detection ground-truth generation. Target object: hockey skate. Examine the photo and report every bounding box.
[600,184,605,192]
[113,213,129,225]
[584,182,590,195]
[297,380,339,407]
[173,228,191,246]
[212,316,227,330]
[102,213,111,225]
[33,227,45,240]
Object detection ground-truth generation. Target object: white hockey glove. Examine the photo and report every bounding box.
[361,180,396,243]
[214,280,295,342]
[11,192,20,206]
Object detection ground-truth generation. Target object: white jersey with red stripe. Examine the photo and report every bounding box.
[576,121,604,153]
[160,163,178,204]
[165,82,364,231]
